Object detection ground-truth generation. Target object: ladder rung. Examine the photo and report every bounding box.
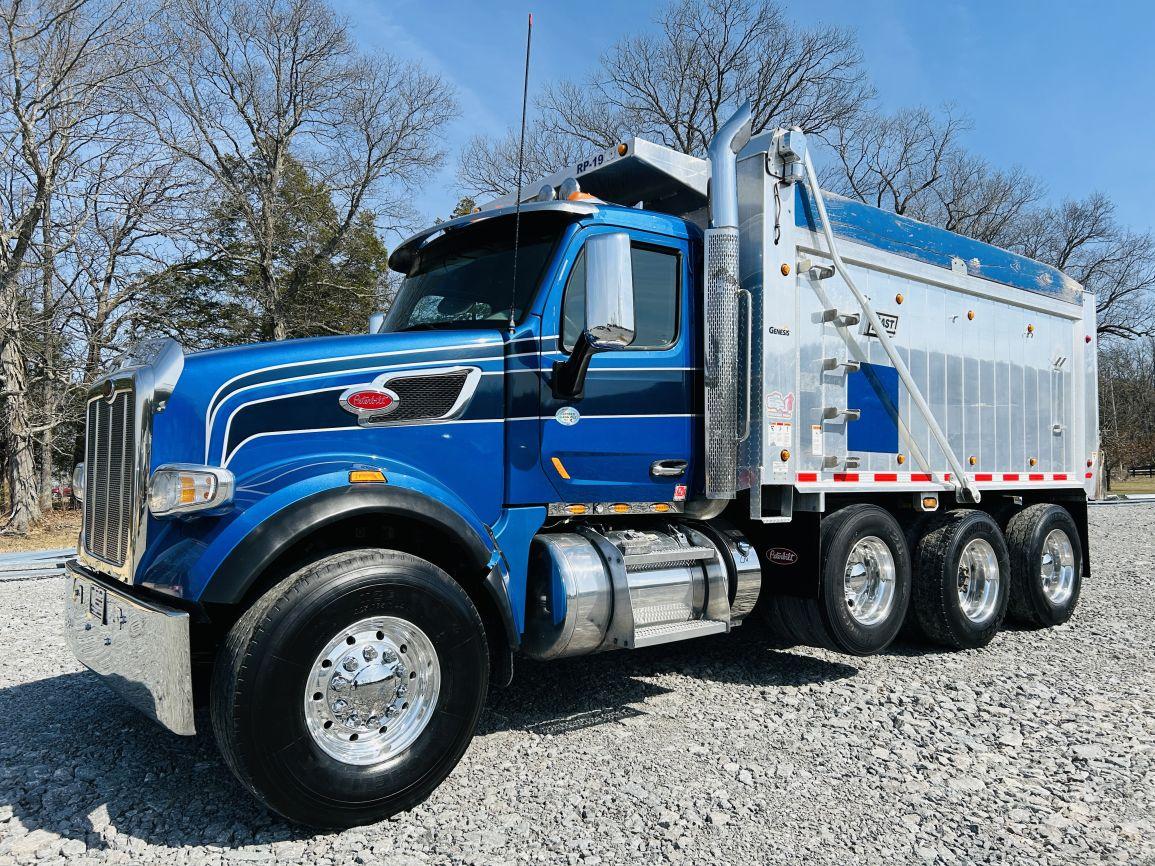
[633,619,728,648]
[622,546,715,568]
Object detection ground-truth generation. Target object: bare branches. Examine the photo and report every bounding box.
[460,0,870,197]
[824,105,968,215]
[0,0,150,533]
[138,0,455,340]
[1005,194,1155,339]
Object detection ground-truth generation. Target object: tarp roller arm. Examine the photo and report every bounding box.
[799,147,980,504]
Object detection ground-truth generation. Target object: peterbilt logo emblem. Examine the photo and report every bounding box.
[339,386,400,418]
[766,547,799,565]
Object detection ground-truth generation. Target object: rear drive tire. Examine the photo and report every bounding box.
[766,505,911,655]
[210,549,489,828]
[910,510,1010,649]
[1005,503,1083,627]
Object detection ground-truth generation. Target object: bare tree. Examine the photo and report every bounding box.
[830,106,1044,245]
[139,0,455,340]
[65,145,194,383]
[914,156,1044,247]
[458,120,591,200]
[824,105,969,216]
[0,0,147,533]
[1008,193,1155,339]
[460,0,871,197]
[825,105,1153,339]
[1098,338,1155,483]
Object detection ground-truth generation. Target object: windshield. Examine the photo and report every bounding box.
[384,213,575,332]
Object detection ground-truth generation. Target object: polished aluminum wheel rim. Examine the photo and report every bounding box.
[957,538,1000,624]
[303,616,440,766]
[1040,528,1076,605]
[843,536,897,626]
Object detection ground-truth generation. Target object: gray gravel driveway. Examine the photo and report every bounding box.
[0,505,1152,865]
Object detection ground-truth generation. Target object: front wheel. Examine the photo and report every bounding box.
[210,549,489,828]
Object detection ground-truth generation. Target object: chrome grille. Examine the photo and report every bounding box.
[84,389,136,568]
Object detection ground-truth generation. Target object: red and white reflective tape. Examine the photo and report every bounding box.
[794,471,1078,485]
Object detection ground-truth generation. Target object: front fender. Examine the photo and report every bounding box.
[171,460,516,647]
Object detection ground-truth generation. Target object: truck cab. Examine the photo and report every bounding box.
[64,105,1097,828]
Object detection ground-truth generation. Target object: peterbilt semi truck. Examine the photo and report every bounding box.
[65,103,1098,827]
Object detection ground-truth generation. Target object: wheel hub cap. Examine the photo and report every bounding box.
[843,536,896,626]
[957,538,1000,624]
[1040,528,1075,605]
[304,616,440,766]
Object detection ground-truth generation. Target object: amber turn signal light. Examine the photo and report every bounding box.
[349,469,386,483]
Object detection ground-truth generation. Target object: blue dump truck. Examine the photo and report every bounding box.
[65,105,1099,827]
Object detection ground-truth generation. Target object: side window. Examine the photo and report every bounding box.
[561,242,680,351]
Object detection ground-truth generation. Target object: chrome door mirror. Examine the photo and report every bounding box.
[553,232,636,400]
[368,312,385,334]
[583,232,636,349]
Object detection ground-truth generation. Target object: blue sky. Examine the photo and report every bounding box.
[335,0,1155,236]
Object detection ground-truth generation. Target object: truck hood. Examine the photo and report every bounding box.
[151,329,507,470]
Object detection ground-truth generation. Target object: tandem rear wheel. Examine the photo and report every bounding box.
[210,549,489,829]
[907,509,1011,649]
[1005,503,1083,627]
[764,504,912,656]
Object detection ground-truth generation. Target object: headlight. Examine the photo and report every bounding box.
[148,464,235,517]
[72,463,86,503]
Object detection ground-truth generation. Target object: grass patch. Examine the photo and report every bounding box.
[0,509,81,554]
[1109,476,1155,495]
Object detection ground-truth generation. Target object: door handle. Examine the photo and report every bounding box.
[651,459,688,478]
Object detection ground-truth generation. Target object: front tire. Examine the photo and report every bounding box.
[210,549,489,828]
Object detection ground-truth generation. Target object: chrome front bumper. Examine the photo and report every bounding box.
[64,561,195,736]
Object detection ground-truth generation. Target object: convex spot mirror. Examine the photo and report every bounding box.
[553,232,636,399]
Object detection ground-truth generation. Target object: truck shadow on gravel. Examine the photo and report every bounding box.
[0,627,855,849]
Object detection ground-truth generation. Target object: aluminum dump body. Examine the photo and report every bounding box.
[732,134,1098,510]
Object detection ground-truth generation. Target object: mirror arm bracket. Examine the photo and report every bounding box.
[551,331,603,400]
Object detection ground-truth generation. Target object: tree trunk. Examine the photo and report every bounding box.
[38,194,56,512]
[1,334,41,534]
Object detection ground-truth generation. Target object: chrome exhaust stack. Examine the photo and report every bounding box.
[703,102,753,500]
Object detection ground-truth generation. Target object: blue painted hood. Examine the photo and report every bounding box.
[137,327,512,600]
[150,329,507,472]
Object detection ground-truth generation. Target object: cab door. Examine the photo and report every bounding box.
[539,225,697,504]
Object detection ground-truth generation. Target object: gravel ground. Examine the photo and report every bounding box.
[1,506,1152,866]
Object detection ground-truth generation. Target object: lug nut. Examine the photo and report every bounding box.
[363,646,378,661]
[332,699,348,713]
[342,657,358,672]
[330,676,349,692]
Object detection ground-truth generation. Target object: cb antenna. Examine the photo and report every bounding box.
[508,12,533,333]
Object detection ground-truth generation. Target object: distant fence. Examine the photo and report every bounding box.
[1127,466,1155,477]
